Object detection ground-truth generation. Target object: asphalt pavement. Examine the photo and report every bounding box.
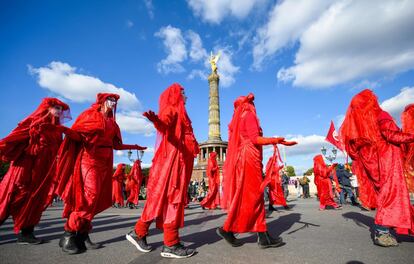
[1,198,413,264]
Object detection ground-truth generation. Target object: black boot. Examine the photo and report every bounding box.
[17,226,43,245]
[216,227,243,247]
[257,232,284,249]
[78,233,101,249]
[268,204,277,212]
[61,231,81,254]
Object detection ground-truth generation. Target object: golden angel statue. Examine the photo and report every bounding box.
[209,51,220,73]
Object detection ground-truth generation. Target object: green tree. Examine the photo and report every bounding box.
[0,161,10,179]
[304,167,314,176]
[285,165,296,176]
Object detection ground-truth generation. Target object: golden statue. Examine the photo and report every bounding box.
[209,51,220,73]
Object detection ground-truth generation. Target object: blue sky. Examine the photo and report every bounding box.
[1,0,413,174]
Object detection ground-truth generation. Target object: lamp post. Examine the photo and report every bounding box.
[321,146,337,164]
[127,149,144,162]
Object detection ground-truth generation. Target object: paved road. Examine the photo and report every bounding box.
[1,198,413,264]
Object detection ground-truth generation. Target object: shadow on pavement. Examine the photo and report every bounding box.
[342,212,374,240]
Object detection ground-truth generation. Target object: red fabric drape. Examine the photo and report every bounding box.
[112,163,125,206]
[126,160,143,205]
[222,93,267,233]
[313,155,339,209]
[402,104,414,193]
[54,93,139,233]
[265,146,287,206]
[200,152,220,209]
[139,83,199,230]
[340,89,414,235]
[0,98,69,233]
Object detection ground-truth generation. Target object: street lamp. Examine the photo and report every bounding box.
[320,146,337,164]
[127,149,145,162]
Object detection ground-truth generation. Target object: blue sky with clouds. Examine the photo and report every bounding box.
[1,0,414,174]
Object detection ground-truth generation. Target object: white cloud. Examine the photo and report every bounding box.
[290,0,414,87]
[28,61,140,110]
[187,0,266,24]
[253,0,414,88]
[29,61,155,136]
[115,150,124,156]
[144,0,154,19]
[187,30,208,62]
[187,69,208,80]
[283,134,326,157]
[253,0,330,70]
[155,25,187,74]
[381,86,414,120]
[126,20,134,28]
[117,111,155,136]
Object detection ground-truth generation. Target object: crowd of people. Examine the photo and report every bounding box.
[0,85,413,258]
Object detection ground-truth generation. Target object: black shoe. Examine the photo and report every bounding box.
[283,205,292,210]
[17,227,43,245]
[216,227,243,247]
[268,205,278,211]
[61,231,81,254]
[126,230,152,252]
[79,233,101,249]
[160,243,195,259]
[257,232,284,249]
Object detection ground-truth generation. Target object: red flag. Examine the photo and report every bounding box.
[325,121,344,151]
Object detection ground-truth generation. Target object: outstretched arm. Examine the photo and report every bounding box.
[378,114,414,145]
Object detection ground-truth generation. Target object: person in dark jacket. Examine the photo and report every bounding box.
[336,164,358,206]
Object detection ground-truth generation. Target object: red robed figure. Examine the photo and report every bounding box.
[265,146,287,207]
[340,89,414,235]
[112,163,126,207]
[313,155,340,210]
[133,83,199,247]
[0,98,70,235]
[402,104,414,193]
[200,152,220,209]
[126,160,144,206]
[221,93,296,234]
[55,93,145,234]
[112,163,126,206]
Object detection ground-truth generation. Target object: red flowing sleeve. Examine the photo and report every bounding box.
[378,112,414,145]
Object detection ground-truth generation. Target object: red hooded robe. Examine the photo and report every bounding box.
[112,163,126,206]
[340,89,414,235]
[200,152,220,209]
[55,93,143,233]
[0,98,70,233]
[265,146,287,207]
[313,155,339,209]
[140,83,199,228]
[126,160,143,205]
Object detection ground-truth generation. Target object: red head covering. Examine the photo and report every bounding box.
[0,97,70,161]
[113,163,125,178]
[339,89,383,154]
[402,104,414,192]
[313,154,326,178]
[155,83,193,151]
[222,93,259,209]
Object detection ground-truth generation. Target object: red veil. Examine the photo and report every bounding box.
[54,93,122,218]
[402,104,414,193]
[221,94,257,210]
[339,89,380,208]
[141,83,198,226]
[0,98,70,232]
[0,98,70,162]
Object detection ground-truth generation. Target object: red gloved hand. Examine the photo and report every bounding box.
[135,144,147,150]
[143,110,158,123]
[280,140,297,146]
